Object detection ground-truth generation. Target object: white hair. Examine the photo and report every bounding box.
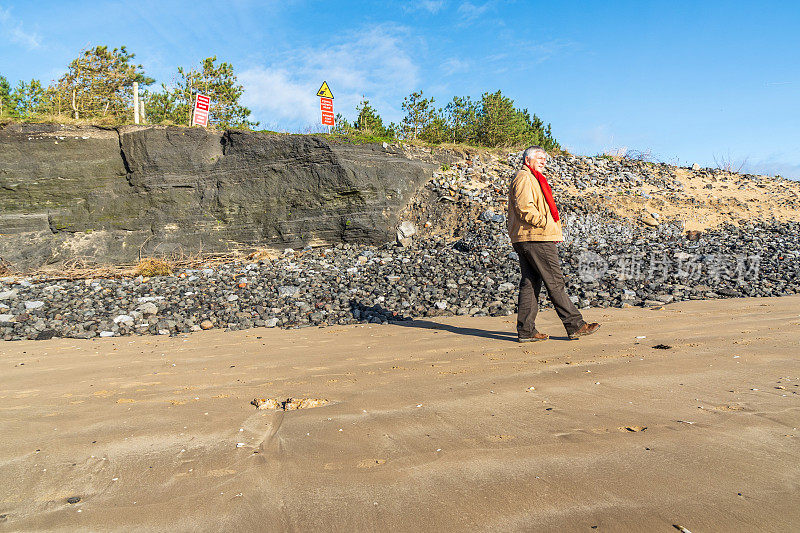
[522,145,546,166]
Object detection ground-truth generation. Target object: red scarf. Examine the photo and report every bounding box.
[525,163,560,222]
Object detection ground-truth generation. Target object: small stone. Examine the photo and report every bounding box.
[113,314,134,326]
[0,289,18,300]
[35,330,56,341]
[278,285,299,298]
[137,302,158,315]
[200,320,214,330]
[24,300,45,310]
[66,496,81,504]
[397,221,416,246]
[641,215,659,227]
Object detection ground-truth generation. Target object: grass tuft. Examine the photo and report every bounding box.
[0,259,12,277]
[135,258,174,277]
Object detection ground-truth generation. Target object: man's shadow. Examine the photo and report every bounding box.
[349,301,570,342]
[389,318,571,342]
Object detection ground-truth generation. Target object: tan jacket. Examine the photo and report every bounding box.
[507,167,563,242]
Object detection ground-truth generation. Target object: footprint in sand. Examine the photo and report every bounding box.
[357,459,387,468]
[486,435,515,442]
[707,403,747,412]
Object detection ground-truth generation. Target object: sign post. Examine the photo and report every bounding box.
[133,82,140,124]
[317,81,334,132]
[192,93,210,127]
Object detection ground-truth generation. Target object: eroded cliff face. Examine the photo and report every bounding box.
[0,124,446,270]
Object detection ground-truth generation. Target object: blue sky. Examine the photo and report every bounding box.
[1,0,799,178]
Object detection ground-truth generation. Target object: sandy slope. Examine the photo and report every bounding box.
[1,296,799,532]
[564,167,800,232]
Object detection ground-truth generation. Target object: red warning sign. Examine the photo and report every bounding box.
[320,96,334,126]
[192,94,210,127]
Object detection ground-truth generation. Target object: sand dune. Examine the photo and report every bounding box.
[1,296,799,531]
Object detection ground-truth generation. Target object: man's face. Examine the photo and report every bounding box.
[526,151,547,171]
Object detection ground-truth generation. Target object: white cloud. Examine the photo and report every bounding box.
[239,68,319,129]
[524,40,578,64]
[403,1,446,14]
[240,24,420,129]
[457,1,493,22]
[0,6,42,49]
[441,57,471,76]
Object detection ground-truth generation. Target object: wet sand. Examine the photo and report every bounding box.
[1,296,799,531]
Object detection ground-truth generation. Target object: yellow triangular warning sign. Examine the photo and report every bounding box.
[316,81,334,99]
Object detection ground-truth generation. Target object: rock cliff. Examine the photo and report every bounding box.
[0,124,446,270]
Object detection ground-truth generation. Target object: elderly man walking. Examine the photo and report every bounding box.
[507,145,600,342]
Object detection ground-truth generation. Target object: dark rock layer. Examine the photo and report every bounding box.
[0,124,443,270]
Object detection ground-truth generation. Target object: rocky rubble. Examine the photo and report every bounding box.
[1,150,798,341]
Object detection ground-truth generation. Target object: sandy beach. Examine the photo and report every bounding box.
[1,296,799,531]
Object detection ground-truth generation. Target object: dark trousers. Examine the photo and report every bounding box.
[513,241,585,337]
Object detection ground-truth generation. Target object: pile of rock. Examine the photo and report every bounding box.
[1,218,797,340]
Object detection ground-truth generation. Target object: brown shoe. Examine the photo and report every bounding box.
[518,332,549,343]
[569,322,601,339]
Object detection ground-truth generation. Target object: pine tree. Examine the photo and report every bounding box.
[151,56,257,128]
[475,90,527,147]
[0,75,12,117]
[517,108,560,151]
[332,113,354,134]
[420,109,449,144]
[56,45,154,120]
[354,98,386,135]
[141,88,178,124]
[444,96,477,144]
[9,79,46,118]
[401,90,436,140]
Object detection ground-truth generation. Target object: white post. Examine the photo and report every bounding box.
[133,82,139,124]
